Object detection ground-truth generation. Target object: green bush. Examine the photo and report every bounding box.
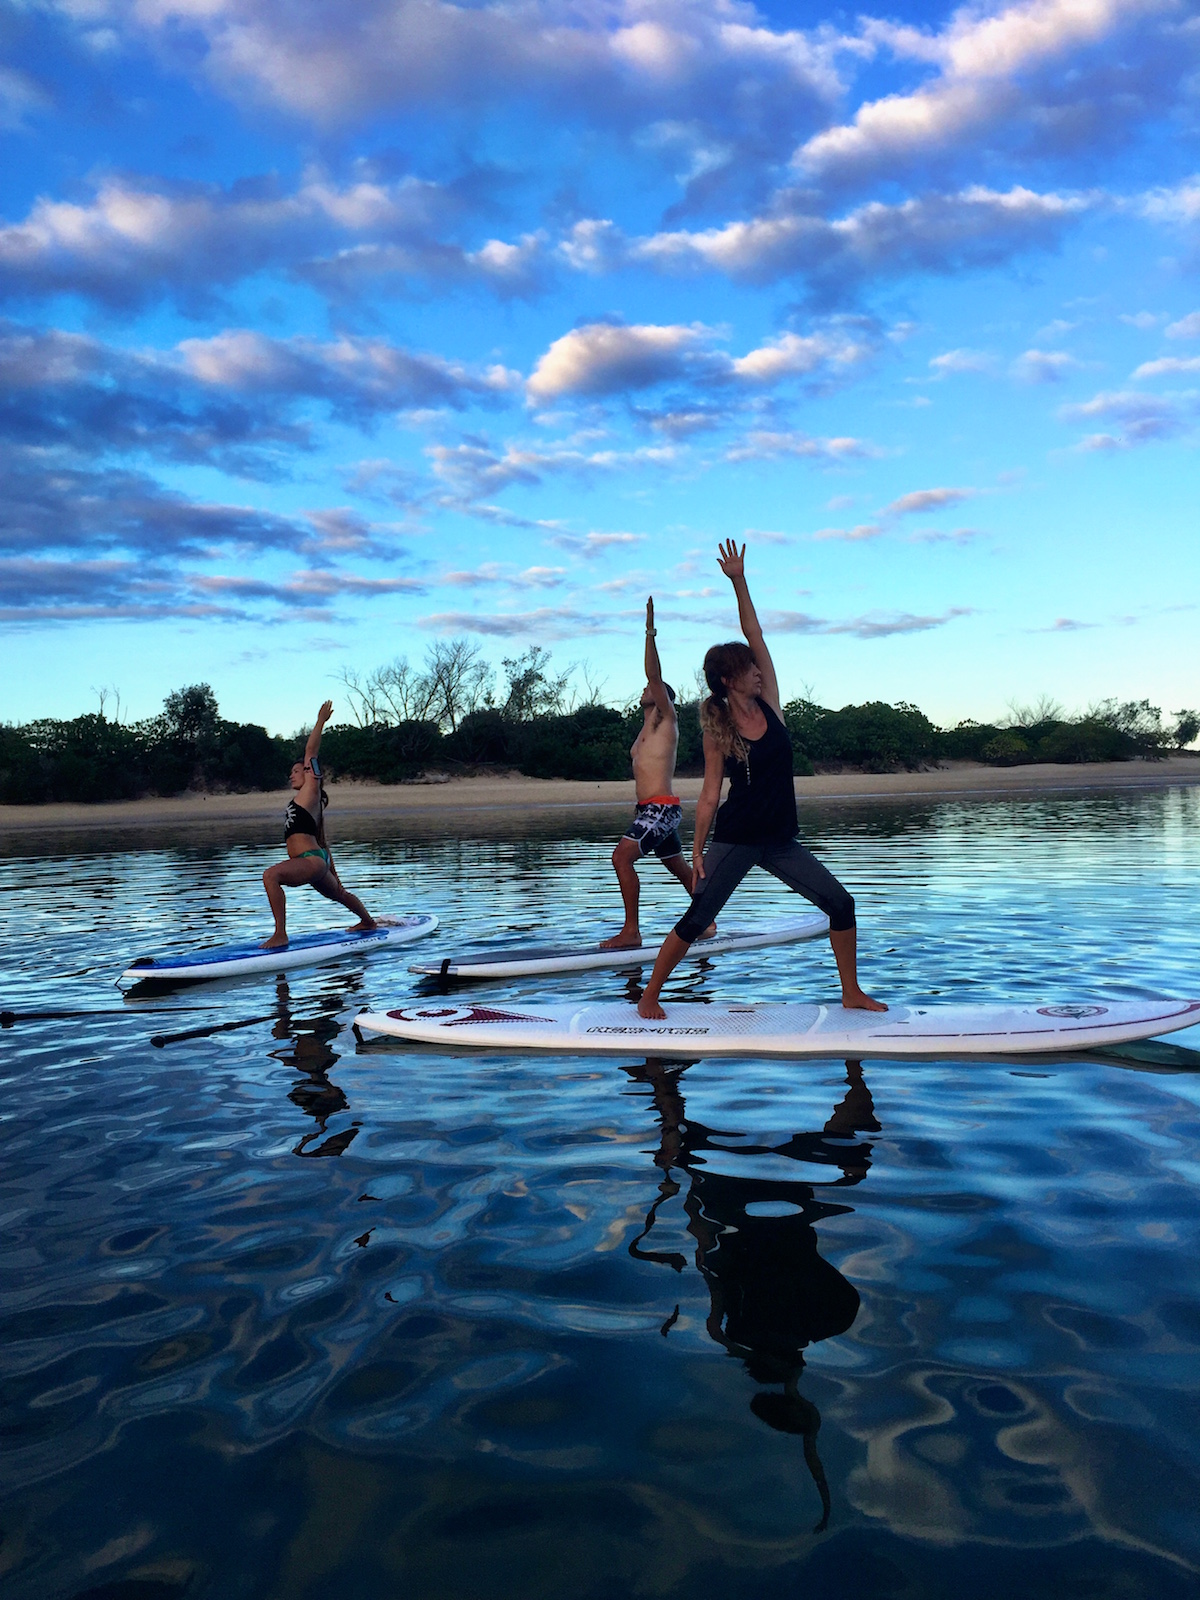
[936,720,1004,761]
[515,705,632,781]
[783,698,937,772]
[321,721,443,783]
[980,732,1031,766]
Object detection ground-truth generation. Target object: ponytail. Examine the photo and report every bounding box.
[699,641,756,760]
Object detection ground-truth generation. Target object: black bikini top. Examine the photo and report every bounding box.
[284,799,320,840]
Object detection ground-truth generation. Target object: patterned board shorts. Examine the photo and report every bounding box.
[623,797,684,860]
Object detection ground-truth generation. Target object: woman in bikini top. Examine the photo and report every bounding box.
[261,699,377,949]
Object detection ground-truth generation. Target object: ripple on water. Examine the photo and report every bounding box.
[1,788,1200,1598]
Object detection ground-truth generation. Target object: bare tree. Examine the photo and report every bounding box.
[91,684,123,722]
[1004,694,1065,730]
[338,639,491,731]
[373,658,441,724]
[334,666,379,728]
[423,639,492,731]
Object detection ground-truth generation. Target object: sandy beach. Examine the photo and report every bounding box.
[4,757,1198,834]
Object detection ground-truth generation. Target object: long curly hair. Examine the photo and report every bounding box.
[699,641,756,758]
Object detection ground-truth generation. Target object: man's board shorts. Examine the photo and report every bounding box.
[623,795,684,860]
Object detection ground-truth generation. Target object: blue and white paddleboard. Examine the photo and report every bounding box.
[357,996,1200,1059]
[121,913,438,984]
[408,912,829,980]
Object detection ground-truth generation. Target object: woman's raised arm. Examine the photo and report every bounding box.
[305,700,333,767]
[716,540,781,714]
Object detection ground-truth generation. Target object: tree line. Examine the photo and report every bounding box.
[1,640,1196,805]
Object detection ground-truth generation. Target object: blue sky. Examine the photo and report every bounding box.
[1,0,1197,732]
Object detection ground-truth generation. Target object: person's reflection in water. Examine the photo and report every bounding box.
[269,975,360,1158]
[625,1057,879,1531]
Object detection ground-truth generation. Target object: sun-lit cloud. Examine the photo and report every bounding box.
[882,486,975,517]
[1062,388,1194,447]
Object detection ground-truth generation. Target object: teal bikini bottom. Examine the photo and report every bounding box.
[297,848,330,865]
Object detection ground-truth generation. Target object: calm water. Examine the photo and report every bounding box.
[2,788,1200,1600]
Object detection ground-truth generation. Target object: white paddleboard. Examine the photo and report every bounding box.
[120,913,438,984]
[357,996,1200,1058]
[408,913,829,979]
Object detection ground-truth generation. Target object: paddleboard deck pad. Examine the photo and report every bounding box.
[121,913,438,984]
[408,913,829,980]
[357,996,1200,1058]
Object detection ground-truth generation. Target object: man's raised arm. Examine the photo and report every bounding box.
[644,597,675,720]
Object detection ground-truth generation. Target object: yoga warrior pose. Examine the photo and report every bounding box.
[636,541,885,1019]
[262,700,377,949]
[600,595,712,949]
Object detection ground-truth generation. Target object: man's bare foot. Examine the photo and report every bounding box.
[349,919,377,932]
[600,930,644,950]
[842,990,887,1012]
[637,995,666,1019]
[261,932,288,949]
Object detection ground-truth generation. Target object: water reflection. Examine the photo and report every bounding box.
[626,1057,880,1530]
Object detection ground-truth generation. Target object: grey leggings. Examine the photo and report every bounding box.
[675,838,856,943]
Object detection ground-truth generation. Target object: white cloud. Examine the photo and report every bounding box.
[1063,387,1193,446]
[549,531,646,557]
[1139,177,1200,225]
[625,185,1090,293]
[0,65,49,131]
[764,605,974,636]
[797,0,1177,186]
[929,347,996,377]
[882,486,974,517]
[419,605,624,638]
[1131,355,1200,379]
[729,328,869,381]
[440,563,566,589]
[1011,347,1080,382]
[1166,311,1200,339]
[725,430,879,462]
[527,322,709,400]
[811,523,884,541]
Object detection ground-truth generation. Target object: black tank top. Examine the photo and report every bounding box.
[713,698,798,845]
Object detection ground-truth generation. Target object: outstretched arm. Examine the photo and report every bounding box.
[644,597,675,721]
[305,700,333,768]
[716,540,781,715]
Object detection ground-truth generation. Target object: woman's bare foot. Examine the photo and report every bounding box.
[261,932,289,949]
[842,990,887,1012]
[637,994,666,1019]
[600,929,643,949]
[349,918,378,932]
[695,923,718,940]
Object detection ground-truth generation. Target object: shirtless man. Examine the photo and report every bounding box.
[600,597,710,949]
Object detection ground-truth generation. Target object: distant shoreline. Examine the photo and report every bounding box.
[4,757,1198,834]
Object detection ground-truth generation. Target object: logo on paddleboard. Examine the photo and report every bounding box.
[1036,1005,1108,1019]
[388,1005,551,1026]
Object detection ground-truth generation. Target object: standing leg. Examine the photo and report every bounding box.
[761,842,885,1012]
[262,856,331,947]
[661,853,716,937]
[637,844,757,1018]
[600,838,646,948]
[829,928,885,1012]
[310,866,377,931]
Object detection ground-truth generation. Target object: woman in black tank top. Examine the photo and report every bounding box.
[261,699,377,949]
[637,540,886,1020]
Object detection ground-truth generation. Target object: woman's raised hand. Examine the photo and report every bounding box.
[716,539,745,579]
[316,699,334,727]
